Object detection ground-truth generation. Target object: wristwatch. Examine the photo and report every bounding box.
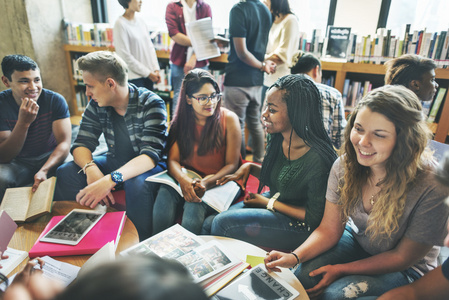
[110,171,124,184]
[266,192,280,212]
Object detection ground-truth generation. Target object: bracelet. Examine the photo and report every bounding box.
[78,160,96,174]
[291,252,300,268]
[266,192,280,212]
[260,61,266,72]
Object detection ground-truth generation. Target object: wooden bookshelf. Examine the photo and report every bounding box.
[321,61,449,143]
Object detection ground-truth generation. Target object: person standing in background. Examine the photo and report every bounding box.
[165,0,212,114]
[223,0,275,163]
[263,0,299,98]
[114,0,161,91]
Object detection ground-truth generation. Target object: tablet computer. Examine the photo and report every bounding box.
[40,209,106,245]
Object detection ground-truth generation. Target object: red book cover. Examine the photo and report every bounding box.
[29,211,126,258]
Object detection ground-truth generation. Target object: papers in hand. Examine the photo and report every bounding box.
[186,17,221,61]
[146,170,241,213]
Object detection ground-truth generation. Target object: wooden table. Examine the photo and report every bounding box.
[202,236,310,300]
[7,201,139,275]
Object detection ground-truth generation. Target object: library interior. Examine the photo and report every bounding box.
[1,0,449,300]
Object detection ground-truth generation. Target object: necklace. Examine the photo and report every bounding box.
[368,176,382,206]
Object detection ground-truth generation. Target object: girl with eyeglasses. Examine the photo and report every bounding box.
[151,69,242,235]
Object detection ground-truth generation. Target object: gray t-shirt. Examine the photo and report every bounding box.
[326,157,449,275]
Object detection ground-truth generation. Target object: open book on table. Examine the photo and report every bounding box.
[120,224,249,295]
[146,169,241,213]
[0,177,56,223]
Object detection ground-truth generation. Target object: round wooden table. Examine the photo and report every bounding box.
[7,201,138,275]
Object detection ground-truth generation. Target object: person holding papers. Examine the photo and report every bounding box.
[113,0,161,91]
[152,69,241,235]
[208,74,337,250]
[165,0,212,113]
[265,86,449,299]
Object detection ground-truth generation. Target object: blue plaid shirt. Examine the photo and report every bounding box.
[72,83,167,164]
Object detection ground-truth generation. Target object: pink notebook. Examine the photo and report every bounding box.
[29,211,126,258]
[0,210,17,253]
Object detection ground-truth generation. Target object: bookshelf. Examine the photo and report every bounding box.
[63,45,449,143]
[63,44,228,117]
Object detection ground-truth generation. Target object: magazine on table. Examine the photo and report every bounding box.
[212,264,300,300]
[120,224,242,283]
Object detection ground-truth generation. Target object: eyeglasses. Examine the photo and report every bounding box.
[190,93,222,106]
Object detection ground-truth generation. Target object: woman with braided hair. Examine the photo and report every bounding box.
[265,85,449,299]
[206,74,337,250]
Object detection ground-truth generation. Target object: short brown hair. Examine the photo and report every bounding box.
[77,51,128,86]
[385,54,437,86]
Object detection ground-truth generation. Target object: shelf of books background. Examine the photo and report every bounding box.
[303,25,449,143]
[63,21,228,119]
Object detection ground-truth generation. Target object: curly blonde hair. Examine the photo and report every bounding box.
[339,85,434,241]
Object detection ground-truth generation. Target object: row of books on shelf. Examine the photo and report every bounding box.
[301,25,449,67]
[342,79,373,109]
[65,22,113,47]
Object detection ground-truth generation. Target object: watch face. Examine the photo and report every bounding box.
[111,171,124,183]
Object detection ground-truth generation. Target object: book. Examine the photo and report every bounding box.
[211,264,299,300]
[185,17,221,61]
[0,210,17,253]
[322,26,351,61]
[0,248,28,277]
[0,177,56,223]
[146,170,242,213]
[77,241,115,278]
[427,87,447,123]
[121,224,245,286]
[37,256,80,287]
[29,211,126,258]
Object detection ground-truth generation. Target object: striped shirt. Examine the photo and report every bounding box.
[0,89,69,158]
[72,83,167,164]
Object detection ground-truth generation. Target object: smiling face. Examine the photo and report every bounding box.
[82,71,114,107]
[187,83,219,123]
[261,87,292,135]
[350,107,397,172]
[2,69,42,105]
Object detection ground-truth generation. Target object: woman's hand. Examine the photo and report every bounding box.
[217,163,252,189]
[264,250,298,273]
[306,264,345,299]
[179,177,201,203]
[4,258,63,300]
[192,179,206,198]
[243,192,269,208]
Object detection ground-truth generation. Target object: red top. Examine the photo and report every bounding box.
[182,109,227,176]
[165,0,211,67]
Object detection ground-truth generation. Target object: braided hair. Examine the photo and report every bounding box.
[258,74,337,192]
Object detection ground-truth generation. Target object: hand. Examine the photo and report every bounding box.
[179,178,201,203]
[184,55,196,74]
[4,258,63,300]
[32,170,48,192]
[243,192,268,208]
[210,36,229,48]
[149,71,161,83]
[192,179,206,198]
[17,98,39,126]
[264,250,298,273]
[216,163,252,189]
[76,175,116,208]
[306,264,344,299]
[263,60,277,74]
